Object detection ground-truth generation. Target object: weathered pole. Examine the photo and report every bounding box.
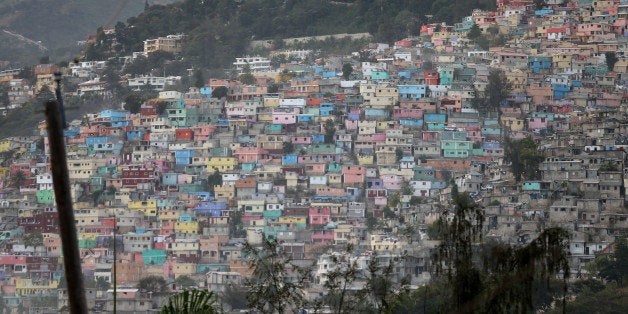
[45,75,88,314]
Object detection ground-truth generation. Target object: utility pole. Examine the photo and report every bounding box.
[113,213,117,314]
[45,73,88,314]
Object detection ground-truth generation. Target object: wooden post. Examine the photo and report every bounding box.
[45,99,88,314]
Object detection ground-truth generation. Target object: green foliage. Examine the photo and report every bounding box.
[596,237,628,286]
[468,23,482,39]
[243,236,309,313]
[504,136,545,182]
[282,141,295,154]
[162,289,222,314]
[193,69,206,88]
[137,275,169,294]
[175,275,197,288]
[23,232,43,247]
[605,52,619,71]
[124,93,147,114]
[599,161,619,172]
[238,63,256,85]
[342,63,353,80]
[395,147,404,163]
[211,86,228,99]
[11,170,26,188]
[324,118,336,144]
[84,0,494,70]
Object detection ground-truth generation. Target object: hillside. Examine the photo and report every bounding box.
[90,0,496,69]
[0,0,177,68]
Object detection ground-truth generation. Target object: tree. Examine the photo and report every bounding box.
[485,68,512,110]
[238,63,256,85]
[342,63,353,80]
[10,170,26,188]
[96,277,110,291]
[605,52,619,72]
[124,93,145,114]
[324,118,336,144]
[220,284,248,310]
[137,275,169,295]
[243,236,309,313]
[193,69,206,88]
[504,136,545,182]
[433,185,485,312]
[597,237,628,286]
[162,289,222,314]
[468,23,482,40]
[175,275,197,288]
[211,86,228,99]
[533,0,546,10]
[0,84,10,107]
[428,185,570,313]
[282,141,295,154]
[395,147,404,163]
[24,232,43,247]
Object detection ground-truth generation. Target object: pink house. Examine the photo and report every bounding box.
[342,165,366,185]
[392,108,423,119]
[291,136,312,145]
[192,125,216,141]
[233,147,268,163]
[309,207,331,225]
[527,117,549,130]
[272,109,299,125]
[382,174,403,190]
[311,229,334,245]
[421,131,440,141]
[374,197,388,206]
[304,163,326,175]
[345,120,359,130]
[316,187,345,197]
[467,129,483,143]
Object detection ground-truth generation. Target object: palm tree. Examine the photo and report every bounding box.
[161,289,222,314]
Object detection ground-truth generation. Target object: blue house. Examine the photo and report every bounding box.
[551,83,570,99]
[424,113,447,123]
[162,173,178,185]
[86,136,110,146]
[194,202,227,217]
[126,131,143,141]
[320,102,335,117]
[175,149,195,165]
[365,108,389,119]
[100,110,129,122]
[528,56,552,74]
[200,86,212,98]
[398,85,427,100]
[282,154,298,165]
[399,119,423,127]
[311,134,325,143]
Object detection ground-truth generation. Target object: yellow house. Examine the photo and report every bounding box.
[158,209,179,222]
[263,96,280,108]
[128,199,158,217]
[278,217,306,225]
[552,54,572,69]
[334,223,356,245]
[376,146,397,166]
[68,158,107,181]
[0,139,10,153]
[358,121,377,135]
[500,115,525,132]
[503,68,528,93]
[376,121,396,132]
[74,209,99,226]
[213,184,236,200]
[358,155,374,165]
[0,167,9,178]
[174,221,200,235]
[207,157,238,172]
[171,263,197,278]
[15,278,58,295]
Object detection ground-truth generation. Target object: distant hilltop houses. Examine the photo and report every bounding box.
[0,0,626,312]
